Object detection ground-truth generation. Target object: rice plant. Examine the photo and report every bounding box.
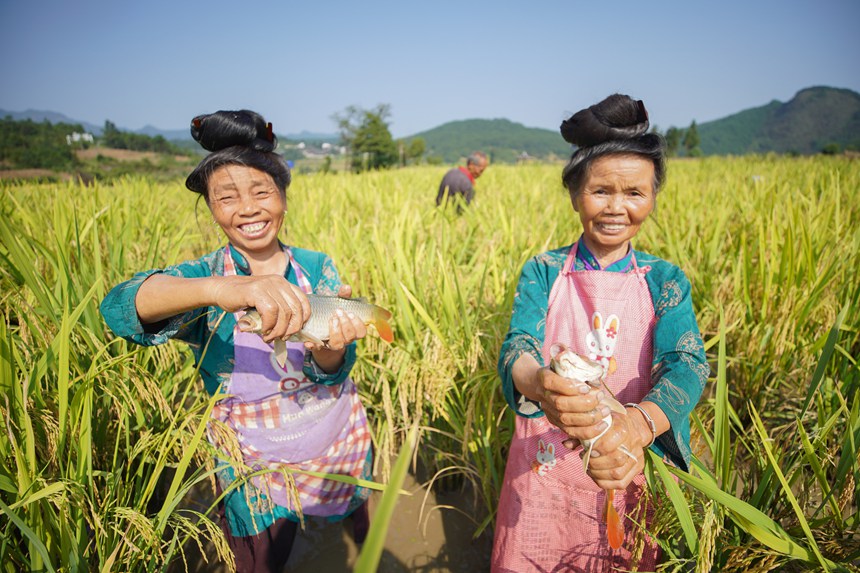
[0,156,857,570]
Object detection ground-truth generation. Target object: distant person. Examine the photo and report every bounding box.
[435,151,489,211]
[100,110,375,573]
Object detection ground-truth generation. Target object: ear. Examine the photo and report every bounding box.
[592,311,602,330]
[546,443,555,456]
[607,315,620,334]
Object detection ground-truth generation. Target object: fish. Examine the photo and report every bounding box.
[549,344,635,550]
[237,295,393,368]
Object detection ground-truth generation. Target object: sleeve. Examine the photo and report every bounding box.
[436,176,447,206]
[463,182,475,205]
[643,267,710,472]
[301,253,357,386]
[498,257,552,417]
[99,258,213,347]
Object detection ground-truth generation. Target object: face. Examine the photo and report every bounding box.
[572,154,655,263]
[207,164,286,258]
[468,158,488,179]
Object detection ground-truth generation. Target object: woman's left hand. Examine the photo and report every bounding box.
[305,285,367,371]
[583,411,645,490]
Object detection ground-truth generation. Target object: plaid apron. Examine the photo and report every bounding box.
[211,245,371,536]
[492,244,660,572]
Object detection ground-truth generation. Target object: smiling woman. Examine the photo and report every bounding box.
[492,94,708,572]
[99,110,376,573]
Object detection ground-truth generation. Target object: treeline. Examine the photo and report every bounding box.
[101,121,185,154]
[0,117,190,171]
[0,117,80,170]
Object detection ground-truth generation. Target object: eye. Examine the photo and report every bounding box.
[255,188,273,198]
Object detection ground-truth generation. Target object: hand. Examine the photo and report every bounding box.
[212,275,311,342]
[536,367,612,448]
[306,284,366,374]
[584,411,645,490]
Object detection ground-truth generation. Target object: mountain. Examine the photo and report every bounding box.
[0,108,103,135]
[407,118,570,163]
[698,87,860,155]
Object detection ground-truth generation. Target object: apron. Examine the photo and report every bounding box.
[210,245,372,535]
[492,244,660,572]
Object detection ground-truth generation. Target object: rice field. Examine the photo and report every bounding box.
[1,156,858,572]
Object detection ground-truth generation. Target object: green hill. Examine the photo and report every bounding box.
[407,118,571,164]
[699,86,860,155]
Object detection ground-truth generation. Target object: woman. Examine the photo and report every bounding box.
[100,110,373,572]
[492,94,709,572]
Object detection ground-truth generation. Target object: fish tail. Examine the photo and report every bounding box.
[371,306,394,342]
[605,489,624,549]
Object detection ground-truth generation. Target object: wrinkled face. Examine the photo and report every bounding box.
[572,154,655,263]
[468,158,488,179]
[207,164,286,258]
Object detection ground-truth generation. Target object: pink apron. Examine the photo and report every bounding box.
[492,245,660,572]
[211,245,371,523]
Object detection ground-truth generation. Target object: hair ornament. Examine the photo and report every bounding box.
[637,100,648,122]
[266,122,274,143]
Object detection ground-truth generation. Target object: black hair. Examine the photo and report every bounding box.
[185,110,291,197]
[467,151,488,166]
[560,94,665,198]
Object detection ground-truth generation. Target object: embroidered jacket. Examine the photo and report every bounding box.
[100,243,356,394]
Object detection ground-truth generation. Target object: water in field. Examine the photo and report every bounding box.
[177,469,493,572]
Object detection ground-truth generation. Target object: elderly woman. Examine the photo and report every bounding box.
[100,110,373,572]
[492,94,709,572]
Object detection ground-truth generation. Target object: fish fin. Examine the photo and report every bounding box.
[294,330,326,347]
[605,489,624,549]
[273,340,288,368]
[371,306,394,343]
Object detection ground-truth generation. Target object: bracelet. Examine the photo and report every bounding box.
[626,403,657,448]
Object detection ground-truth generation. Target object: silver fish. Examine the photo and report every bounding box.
[237,295,393,367]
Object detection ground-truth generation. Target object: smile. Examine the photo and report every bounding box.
[239,221,270,236]
[597,223,627,232]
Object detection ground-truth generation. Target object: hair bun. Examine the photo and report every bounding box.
[560,94,650,148]
[190,109,277,153]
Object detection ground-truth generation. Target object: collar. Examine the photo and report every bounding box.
[226,241,289,276]
[575,235,634,273]
[458,165,476,185]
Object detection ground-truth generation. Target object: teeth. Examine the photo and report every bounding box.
[241,222,267,233]
[600,224,625,231]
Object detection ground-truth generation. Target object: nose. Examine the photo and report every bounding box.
[605,193,624,213]
[239,194,261,215]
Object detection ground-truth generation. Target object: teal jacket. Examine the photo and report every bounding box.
[100,243,356,395]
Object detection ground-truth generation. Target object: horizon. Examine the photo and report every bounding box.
[1,1,858,139]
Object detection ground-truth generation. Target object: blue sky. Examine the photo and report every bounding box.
[1,0,858,138]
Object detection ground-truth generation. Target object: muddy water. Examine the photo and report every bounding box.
[177,470,493,572]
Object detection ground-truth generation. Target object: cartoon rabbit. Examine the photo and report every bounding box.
[585,311,620,376]
[532,438,557,476]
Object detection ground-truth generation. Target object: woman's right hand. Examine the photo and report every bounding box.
[210,275,311,342]
[534,367,612,449]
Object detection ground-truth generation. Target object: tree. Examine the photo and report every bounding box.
[664,127,682,157]
[406,137,426,165]
[332,104,398,172]
[683,121,702,157]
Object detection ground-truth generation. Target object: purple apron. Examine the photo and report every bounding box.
[211,245,371,522]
